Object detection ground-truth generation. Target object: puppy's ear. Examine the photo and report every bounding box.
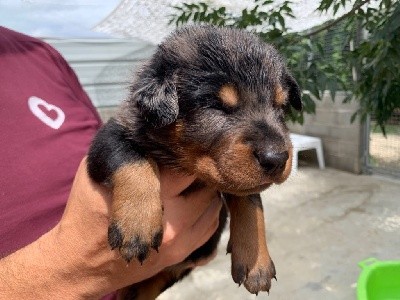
[284,73,302,111]
[131,66,178,128]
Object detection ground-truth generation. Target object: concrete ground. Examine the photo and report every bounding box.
[159,166,400,300]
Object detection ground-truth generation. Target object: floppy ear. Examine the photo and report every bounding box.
[130,63,179,128]
[285,73,302,111]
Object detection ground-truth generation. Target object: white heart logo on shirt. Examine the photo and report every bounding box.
[28,96,65,130]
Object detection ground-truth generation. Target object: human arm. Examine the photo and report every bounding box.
[0,158,221,299]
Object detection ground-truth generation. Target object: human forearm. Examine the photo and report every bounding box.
[0,227,103,300]
[0,159,222,299]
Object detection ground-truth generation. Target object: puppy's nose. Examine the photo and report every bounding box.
[254,150,289,175]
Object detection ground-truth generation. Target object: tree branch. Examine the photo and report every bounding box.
[303,0,371,38]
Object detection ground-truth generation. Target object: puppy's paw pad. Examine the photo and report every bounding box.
[232,259,276,295]
[108,222,123,250]
[108,221,163,263]
[119,236,150,263]
[244,263,276,294]
[151,229,163,252]
[232,262,247,286]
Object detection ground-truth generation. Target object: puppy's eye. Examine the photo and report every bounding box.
[209,101,236,114]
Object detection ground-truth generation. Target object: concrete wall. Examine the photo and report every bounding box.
[289,91,364,174]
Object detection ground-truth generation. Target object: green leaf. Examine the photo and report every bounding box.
[169,0,400,130]
[263,0,274,5]
[350,111,358,123]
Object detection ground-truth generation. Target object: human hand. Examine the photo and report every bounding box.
[52,157,222,298]
[0,157,222,300]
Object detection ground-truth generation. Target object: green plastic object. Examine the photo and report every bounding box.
[357,258,400,300]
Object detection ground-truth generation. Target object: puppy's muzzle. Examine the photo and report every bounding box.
[254,150,289,176]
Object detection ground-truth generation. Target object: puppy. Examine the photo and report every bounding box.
[87,25,302,299]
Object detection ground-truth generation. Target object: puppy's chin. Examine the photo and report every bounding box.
[218,182,273,196]
[192,156,292,196]
[216,170,292,195]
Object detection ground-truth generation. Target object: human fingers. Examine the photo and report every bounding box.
[174,186,219,222]
[159,166,196,198]
[161,186,219,246]
[165,195,222,265]
[62,157,110,222]
[190,195,222,248]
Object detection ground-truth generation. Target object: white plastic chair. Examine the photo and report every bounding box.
[290,133,325,174]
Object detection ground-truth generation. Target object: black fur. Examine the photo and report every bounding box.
[88,26,301,178]
[284,73,302,111]
[87,25,302,299]
[87,118,145,184]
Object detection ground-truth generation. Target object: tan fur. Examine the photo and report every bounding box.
[173,120,185,138]
[275,145,293,184]
[275,84,287,106]
[194,155,223,183]
[219,139,265,189]
[185,135,291,193]
[111,160,162,253]
[227,195,275,294]
[219,84,239,107]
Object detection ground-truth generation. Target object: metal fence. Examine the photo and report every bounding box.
[309,20,400,177]
[46,38,155,121]
[366,110,400,177]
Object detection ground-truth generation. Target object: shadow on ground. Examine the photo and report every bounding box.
[159,167,400,300]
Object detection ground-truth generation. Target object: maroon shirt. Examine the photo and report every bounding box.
[0,27,102,257]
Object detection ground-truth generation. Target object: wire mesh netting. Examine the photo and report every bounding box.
[368,110,400,175]
[308,20,400,177]
[93,0,348,45]
[306,17,358,90]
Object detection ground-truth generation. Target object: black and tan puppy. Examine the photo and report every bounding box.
[87,25,302,299]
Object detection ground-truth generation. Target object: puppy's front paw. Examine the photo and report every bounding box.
[232,256,276,295]
[108,160,162,263]
[108,220,163,263]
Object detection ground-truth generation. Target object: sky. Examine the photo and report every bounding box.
[0,0,121,38]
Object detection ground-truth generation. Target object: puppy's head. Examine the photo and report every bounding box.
[126,25,302,195]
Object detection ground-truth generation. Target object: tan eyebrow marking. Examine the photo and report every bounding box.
[275,84,288,106]
[219,84,239,107]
